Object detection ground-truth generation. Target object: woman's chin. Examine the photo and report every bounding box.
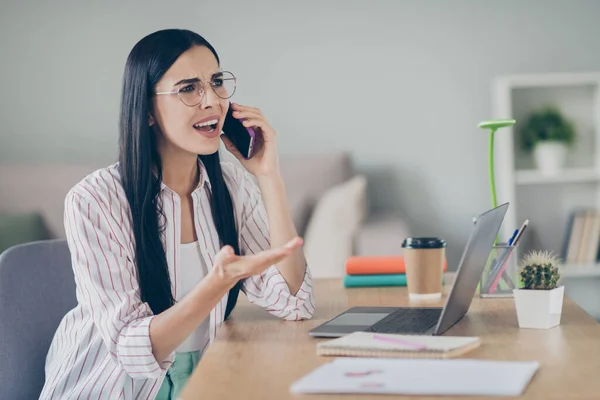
[188,137,221,156]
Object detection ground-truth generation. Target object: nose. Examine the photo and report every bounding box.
[198,83,218,110]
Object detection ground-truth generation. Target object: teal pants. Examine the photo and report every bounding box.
[155,351,201,400]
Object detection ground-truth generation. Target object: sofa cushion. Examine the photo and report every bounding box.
[354,212,410,256]
[303,175,367,278]
[0,212,49,254]
[0,164,102,239]
[279,152,352,236]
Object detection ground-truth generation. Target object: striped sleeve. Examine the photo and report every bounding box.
[64,187,174,379]
[237,173,315,321]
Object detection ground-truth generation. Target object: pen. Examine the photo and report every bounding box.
[485,247,511,290]
[489,229,517,283]
[507,229,519,245]
[511,219,529,246]
[489,220,527,274]
[487,227,519,285]
[489,218,529,293]
[372,334,427,350]
[487,248,515,292]
[500,227,519,288]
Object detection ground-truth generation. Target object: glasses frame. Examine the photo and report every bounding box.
[154,70,237,107]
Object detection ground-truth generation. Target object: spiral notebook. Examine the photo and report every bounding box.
[317,331,480,359]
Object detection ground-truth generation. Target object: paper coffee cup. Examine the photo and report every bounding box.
[402,237,446,300]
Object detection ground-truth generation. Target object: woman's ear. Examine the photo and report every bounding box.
[149,114,155,126]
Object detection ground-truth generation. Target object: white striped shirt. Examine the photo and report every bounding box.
[39,160,315,400]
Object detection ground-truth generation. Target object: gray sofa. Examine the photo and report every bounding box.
[0,152,408,277]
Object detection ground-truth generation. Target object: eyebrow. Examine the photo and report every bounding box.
[173,73,224,87]
[173,77,200,86]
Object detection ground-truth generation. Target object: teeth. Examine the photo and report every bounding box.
[194,119,218,128]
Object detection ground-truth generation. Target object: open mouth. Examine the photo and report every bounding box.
[193,119,219,133]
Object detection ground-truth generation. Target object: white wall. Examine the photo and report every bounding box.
[2,0,600,267]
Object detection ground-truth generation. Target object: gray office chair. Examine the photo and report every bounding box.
[0,239,77,400]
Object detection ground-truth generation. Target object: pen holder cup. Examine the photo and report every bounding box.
[479,244,519,298]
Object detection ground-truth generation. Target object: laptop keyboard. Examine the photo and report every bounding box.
[363,307,443,335]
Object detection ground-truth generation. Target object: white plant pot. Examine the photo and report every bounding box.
[533,142,568,176]
[513,286,564,329]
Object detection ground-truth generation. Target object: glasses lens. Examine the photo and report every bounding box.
[178,82,203,106]
[212,71,236,99]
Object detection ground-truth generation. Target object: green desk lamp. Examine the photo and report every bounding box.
[478,119,516,209]
[477,119,517,295]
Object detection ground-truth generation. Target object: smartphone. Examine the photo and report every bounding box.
[222,104,255,159]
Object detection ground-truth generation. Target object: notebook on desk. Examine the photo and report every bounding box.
[290,357,540,397]
[317,331,481,358]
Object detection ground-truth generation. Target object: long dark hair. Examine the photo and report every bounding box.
[118,29,241,317]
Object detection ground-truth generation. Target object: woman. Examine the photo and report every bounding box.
[40,29,314,400]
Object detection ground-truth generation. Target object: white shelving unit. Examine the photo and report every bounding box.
[492,72,600,278]
[515,168,600,185]
[562,267,600,278]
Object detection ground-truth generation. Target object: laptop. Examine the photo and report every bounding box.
[308,202,509,338]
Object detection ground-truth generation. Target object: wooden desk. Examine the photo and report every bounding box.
[179,278,600,400]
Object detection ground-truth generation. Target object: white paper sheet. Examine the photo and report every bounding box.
[290,358,540,397]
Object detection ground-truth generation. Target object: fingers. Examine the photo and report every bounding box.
[285,236,304,249]
[229,237,304,277]
[231,102,261,114]
[232,109,262,121]
[246,237,303,266]
[230,103,276,140]
[231,110,266,129]
[240,118,265,129]
[240,118,276,141]
[215,244,237,265]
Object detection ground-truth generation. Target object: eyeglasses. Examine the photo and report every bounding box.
[155,71,237,107]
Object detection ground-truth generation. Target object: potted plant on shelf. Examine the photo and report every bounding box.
[520,107,575,176]
[513,250,564,329]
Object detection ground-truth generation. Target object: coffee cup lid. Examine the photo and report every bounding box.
[402,237,446,249]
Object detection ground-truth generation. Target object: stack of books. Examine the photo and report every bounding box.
[562,208,600,265]
[343,256,447,288]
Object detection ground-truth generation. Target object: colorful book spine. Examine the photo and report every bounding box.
[343,274,407,288]
[343,274,445,288]
[345,256,447,275]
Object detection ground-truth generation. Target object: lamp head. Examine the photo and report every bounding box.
[478,119,516,130]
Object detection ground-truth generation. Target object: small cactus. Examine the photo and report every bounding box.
[519,250,561,290]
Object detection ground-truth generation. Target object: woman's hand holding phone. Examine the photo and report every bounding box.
[221,103,280,180]
[221,103,308,295]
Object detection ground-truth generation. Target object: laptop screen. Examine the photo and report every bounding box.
[434,203,509,335]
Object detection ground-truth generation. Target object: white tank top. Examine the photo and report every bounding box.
[176,240,211,354]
